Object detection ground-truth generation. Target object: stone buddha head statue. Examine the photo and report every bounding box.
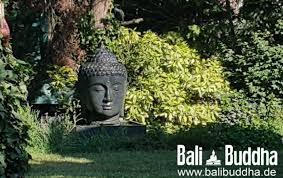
[77,47,127,124]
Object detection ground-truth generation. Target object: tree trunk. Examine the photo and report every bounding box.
[45,0,112,69]
[0,1,10,48]
[92,0,112,28]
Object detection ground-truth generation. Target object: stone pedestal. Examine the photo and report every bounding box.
[76,121,146,138]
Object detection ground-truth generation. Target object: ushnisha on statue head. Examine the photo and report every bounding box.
[77,47,127,124]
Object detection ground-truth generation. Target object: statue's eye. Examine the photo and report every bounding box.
[92,85,104,91]
[113,84,121,91]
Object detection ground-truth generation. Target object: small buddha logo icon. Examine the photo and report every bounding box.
[205,150,221,166]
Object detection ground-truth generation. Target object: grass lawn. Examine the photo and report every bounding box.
[27,150,283,178]
[26,151,178,178]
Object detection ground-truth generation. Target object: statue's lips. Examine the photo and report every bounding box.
[102,104,112,110]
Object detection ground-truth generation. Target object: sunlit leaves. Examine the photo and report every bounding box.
[108,27,230,128]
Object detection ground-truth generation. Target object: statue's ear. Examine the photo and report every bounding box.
[120,103,124,117]
[119,81,127,118]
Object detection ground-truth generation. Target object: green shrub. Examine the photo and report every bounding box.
[45,114,77,152]
[223,33,283,99]
[106,27,230,129]
[219,92,283,125]
[17,104,78,154]
[163,122,283,150]
[0,45,30,177]
[181,1,283,100]
[47,65,78,93]
[79,19,231,129]
[240,0,282,42]
[15,105,49,153]
[78,10,120,53]
[214,91,283,148]
[182,0,283,147]
[158,91,283,149]
[219,0,283,100]
[47,65,80,115]
[34,65,80,119]
[149,91,283,149]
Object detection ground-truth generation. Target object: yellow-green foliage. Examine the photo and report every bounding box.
[47,65,78,92]
[108,27,230,127]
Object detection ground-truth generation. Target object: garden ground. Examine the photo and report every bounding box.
[27,150,283,178]
[26,151,177,178]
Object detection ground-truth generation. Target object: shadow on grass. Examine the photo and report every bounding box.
[27,122,283,178]
[27,151,178,178]
[48,122,283,154]
[162,122,283,150]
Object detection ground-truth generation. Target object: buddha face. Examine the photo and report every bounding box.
[85,75,126,120]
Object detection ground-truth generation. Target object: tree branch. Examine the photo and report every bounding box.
[121,18,143,26]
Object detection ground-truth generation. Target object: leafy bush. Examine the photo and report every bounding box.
[16,106,149,153]
[78,18,230,128]
[47,65,78,106]
[44,114,77,152]
[105,27,230,128]
[182,1,283,148]
[240,0,282,42]
[146,91,283,150]
[181,1,283,100]
[48,65,78,92]
[33,65,80,116]
[223,33,283,100]
[17,104,78,153]
[219,92,283,126]
[15,105,49,153]
[47,65,81,121]
[218,0,283,100]
[0,45,30,177]
[213,91,283,148]
[78,10,120,54]
[164,122,283,150]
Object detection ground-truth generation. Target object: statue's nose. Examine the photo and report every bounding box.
[103,88,112,102]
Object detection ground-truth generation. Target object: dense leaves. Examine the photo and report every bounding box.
[223,34,283,99]
[219,0,283,101]
[106,28,230,129]
[0,44,30,177]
